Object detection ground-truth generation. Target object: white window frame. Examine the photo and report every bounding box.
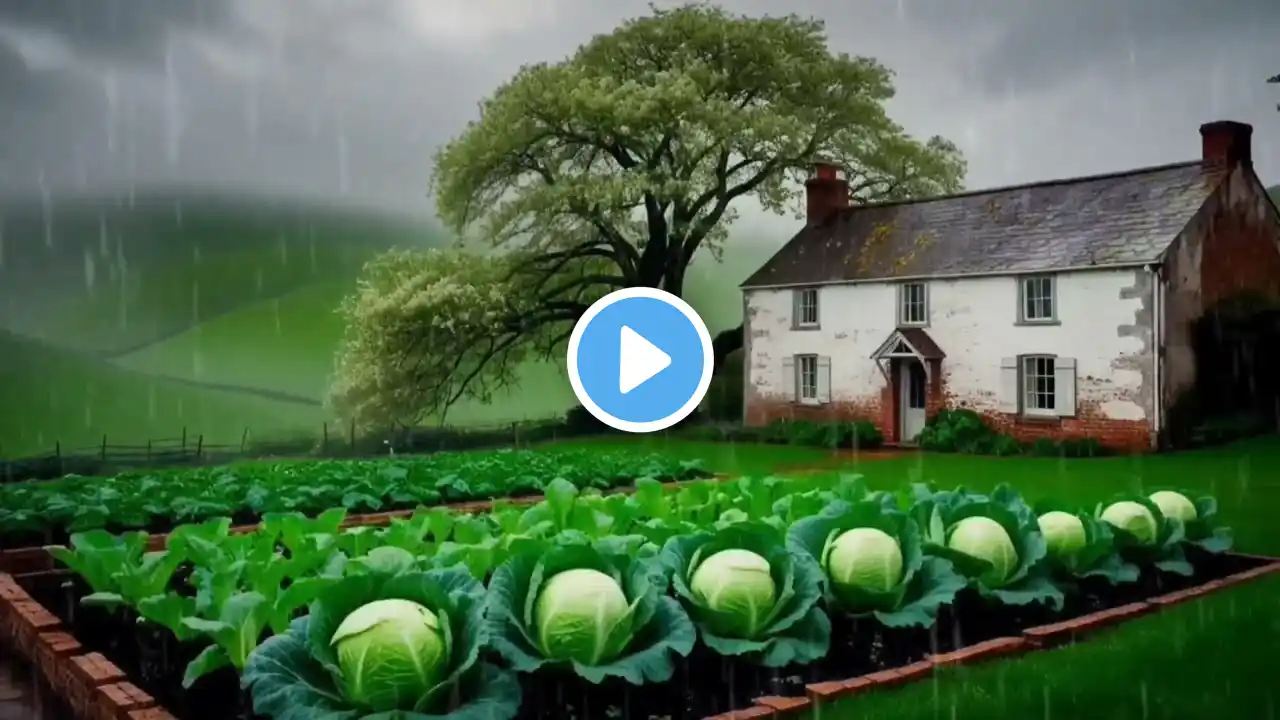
[793,288,820,329]
[898,282,929,326]
[1021,355,1057,417]
[1019,275,1057,324]
[797,354,819,402]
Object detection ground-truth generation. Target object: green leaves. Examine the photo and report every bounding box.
[243,567,519,719]
[664,522,830,667]
[788,500,965,629]
[485,535,695,685]
[910,484,1064,609]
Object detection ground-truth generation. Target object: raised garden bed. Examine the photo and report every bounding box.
[2,551,1275,720]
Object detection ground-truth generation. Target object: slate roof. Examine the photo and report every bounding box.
[742,161,1217,288]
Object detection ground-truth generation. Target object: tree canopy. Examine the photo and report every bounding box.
[330,3,966,429]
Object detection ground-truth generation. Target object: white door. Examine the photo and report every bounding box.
[899,360,927,444]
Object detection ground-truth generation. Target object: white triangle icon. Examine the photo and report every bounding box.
[619,325,671,394]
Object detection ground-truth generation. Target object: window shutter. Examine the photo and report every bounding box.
[817,356,832,403]
[791,290,800,328]
[782,356,797,401]
[1054,357,1077,417]
[998,357,1019,413]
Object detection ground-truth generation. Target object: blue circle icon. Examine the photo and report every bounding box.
[567,287,714,433]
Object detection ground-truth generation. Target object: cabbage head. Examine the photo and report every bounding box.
[1146,488,1233,555]
[910,483,1064,609]
[662,522,830,666]
[243,566,519,720]
[1031,501,1138,585]
[788,499,965,629]
[485,535,695,685]
[1097,493,1195,575]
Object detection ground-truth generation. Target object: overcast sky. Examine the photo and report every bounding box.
[0,0,1276,227]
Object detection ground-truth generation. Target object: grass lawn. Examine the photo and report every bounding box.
[0,332,328,458]
[555,435,1280,720]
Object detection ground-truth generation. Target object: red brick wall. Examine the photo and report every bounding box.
[1197,179,1280,308]
[745,358,1152,453]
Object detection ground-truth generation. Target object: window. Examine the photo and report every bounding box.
[798,354,819,401]
[1020,275,1056,323]
[1022,356,1056,415]
[793,288,819,328]
[898,282,928,326]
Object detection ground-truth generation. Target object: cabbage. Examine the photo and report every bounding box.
[486,536,695,685]
[1148,491,1197,525]
[1100,500,1159,546]
[688,549,776,637]
[331,599,447,711]
[663,522,830,666]
[946,516,1018,587]
[1037,511,1087,562]
[533,568,631,665]
[242,567,520,720]
[826,527,904,594]
[789,498,965,628]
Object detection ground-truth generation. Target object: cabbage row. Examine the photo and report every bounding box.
[48,476,1233,719]
[0,448,707,543]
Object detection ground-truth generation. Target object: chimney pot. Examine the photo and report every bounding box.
[1200,120,1252,170]
[805,161,849,225]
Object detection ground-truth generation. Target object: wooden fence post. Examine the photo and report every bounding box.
[146,440,152,460]
[100,434,108,461]
[181,426,188,451]
[349,418,356,451]
[195,434,204,459]
[56,441,62,476]
[241,427,250,452]
[322,422,329,452]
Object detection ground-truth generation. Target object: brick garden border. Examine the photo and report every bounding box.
[708,554,1280,720]
[0,557,1275,720]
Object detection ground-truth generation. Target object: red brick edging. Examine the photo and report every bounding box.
[1,551,1275,719]
[705,557,1280,720]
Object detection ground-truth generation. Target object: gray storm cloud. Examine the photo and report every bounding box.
[0,0,1276,213]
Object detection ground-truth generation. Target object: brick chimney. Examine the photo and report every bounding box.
[1200,120,1253,170]
[805,161,849,225]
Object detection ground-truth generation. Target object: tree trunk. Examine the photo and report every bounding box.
[712,324,743,371]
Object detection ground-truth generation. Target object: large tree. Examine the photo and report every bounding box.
[331,3,965,429]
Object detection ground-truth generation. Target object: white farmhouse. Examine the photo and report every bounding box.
[739,121,1280,451]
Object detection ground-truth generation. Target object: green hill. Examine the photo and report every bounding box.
[0,330,325,458]
[0,189,439,355]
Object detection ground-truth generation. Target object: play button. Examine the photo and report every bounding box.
[619,326,671,394]
[567,287,714,433]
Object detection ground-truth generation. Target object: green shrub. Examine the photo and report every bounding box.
[1029,437,1059,456]
[1058,437,1106,457]
[917,409,999,453]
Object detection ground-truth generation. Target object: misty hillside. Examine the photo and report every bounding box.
[0,189,443,353]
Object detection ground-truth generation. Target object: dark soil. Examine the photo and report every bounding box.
[15,549,1269,720]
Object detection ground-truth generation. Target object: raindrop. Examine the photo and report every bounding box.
[39,171,53,248]
[84,403,92,428]
[309,236,317,273]
[337,131,350,193]
[98,216,109,257]
[278,234,288,264]
[104,68,118,154]
[164,39,183,165]
[192,279,200,322]
[896,0,908,22]
[1139,680,1148,719]
[273,298,282,336]
[174,201,184,228]
[255,266,264,293]
[193,244,201,265]
[83,248,96,293]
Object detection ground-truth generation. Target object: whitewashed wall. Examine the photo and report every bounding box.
[744,268,1154,421]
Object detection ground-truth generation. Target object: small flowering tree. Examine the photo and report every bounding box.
[331,3,966,429]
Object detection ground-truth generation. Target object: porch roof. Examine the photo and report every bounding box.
[870,327,945,360]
